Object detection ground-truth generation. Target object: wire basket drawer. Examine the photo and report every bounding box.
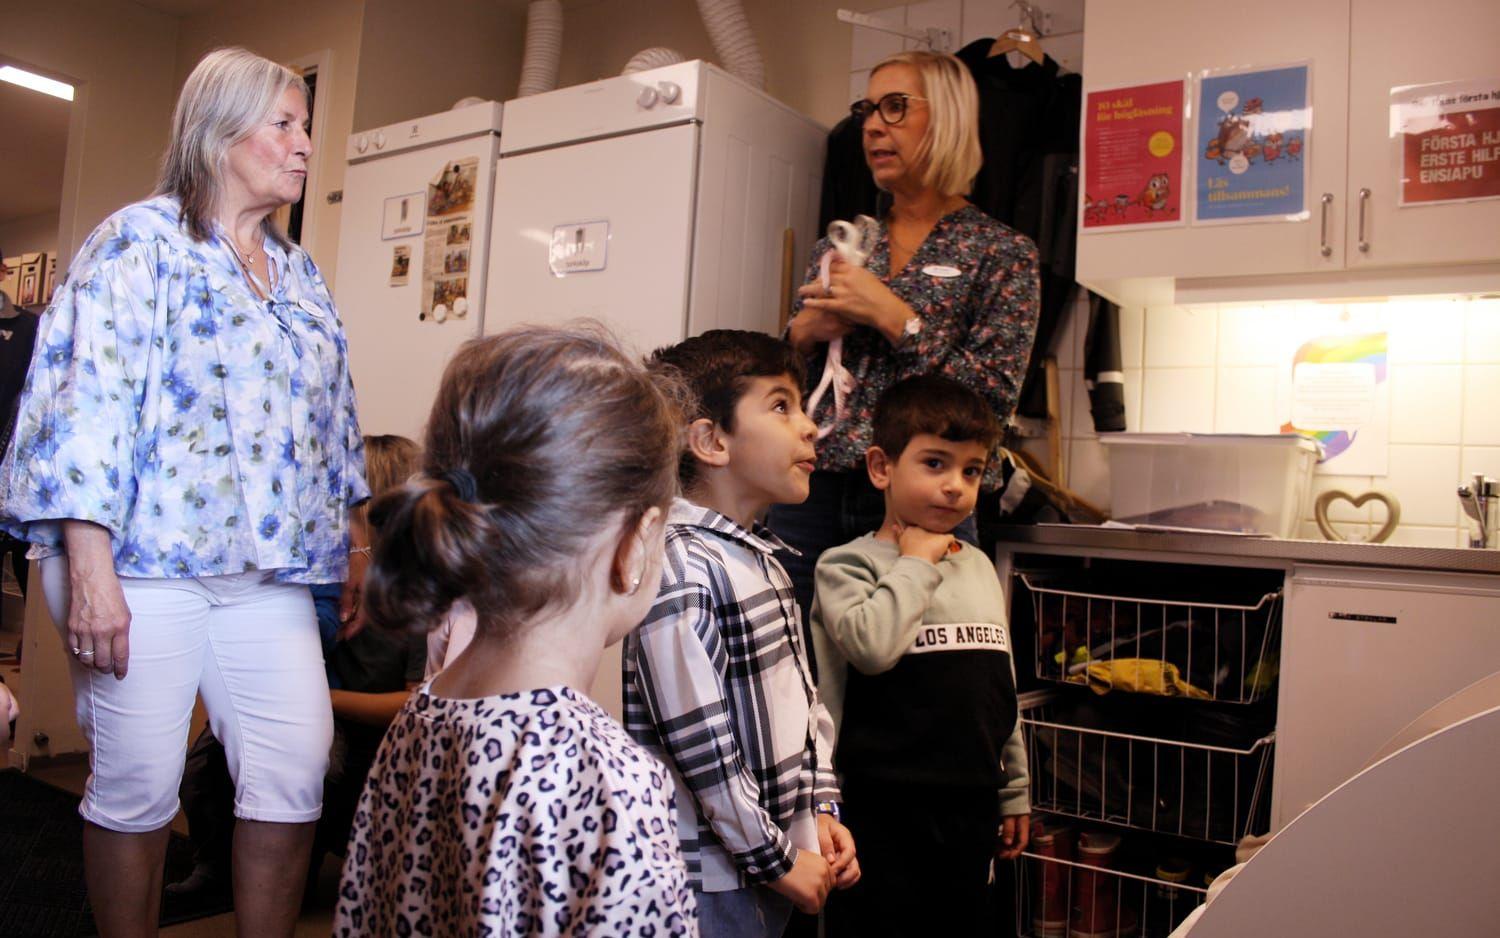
[1024,702,1274,845]
[1017,572,1282,705]
[1015,843,1210,938]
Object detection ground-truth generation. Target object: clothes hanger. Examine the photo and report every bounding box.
[989,0,1046,64]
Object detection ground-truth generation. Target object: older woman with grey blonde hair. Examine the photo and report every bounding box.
[0,47,367,936]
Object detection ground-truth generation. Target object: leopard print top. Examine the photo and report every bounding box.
[334,684,698,936]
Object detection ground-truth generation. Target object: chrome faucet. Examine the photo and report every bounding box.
[1458,475,1498,548]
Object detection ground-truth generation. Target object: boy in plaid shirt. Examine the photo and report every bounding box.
[624,331,859,937]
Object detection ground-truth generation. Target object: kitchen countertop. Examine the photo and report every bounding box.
[993,524,1500,575]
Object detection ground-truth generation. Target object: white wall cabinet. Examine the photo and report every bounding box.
[1344,0,1500,270]
[1078,0,1500,304]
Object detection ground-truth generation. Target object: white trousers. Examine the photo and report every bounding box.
[42,557,333,833]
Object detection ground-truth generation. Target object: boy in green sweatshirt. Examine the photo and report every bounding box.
[812,374,1029,936]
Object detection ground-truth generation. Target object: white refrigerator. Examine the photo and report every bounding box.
[334,101,503,439]
[484,60,826,355]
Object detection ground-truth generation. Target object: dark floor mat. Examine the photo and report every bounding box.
[0,770,230,936]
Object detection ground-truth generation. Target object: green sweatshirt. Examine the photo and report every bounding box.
[812,534,1029,815]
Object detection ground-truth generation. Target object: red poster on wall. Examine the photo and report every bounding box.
[1082,79,1187,230]
[1393,79,1500,206]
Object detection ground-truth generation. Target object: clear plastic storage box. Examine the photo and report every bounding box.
[1098,433,1320,538]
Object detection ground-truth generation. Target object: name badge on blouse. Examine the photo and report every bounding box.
[298,298,327,319]
[922,264,962,279]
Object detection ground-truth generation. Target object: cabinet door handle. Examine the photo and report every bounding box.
[1320,193,1334,258]
[1357,188,1371,253]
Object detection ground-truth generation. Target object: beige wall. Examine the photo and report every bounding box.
[1,1,180,271]
[558,0,896,126]
[0,212,61,259]
[353,0,528,131]
[174,0,366,289]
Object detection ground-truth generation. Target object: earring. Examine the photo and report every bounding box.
[628,574,643,595]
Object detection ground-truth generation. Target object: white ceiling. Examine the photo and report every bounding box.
[0,77,71,226]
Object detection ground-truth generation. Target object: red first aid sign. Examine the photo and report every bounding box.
[1394,80,1500,206]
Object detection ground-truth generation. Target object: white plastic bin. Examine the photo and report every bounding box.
[1098,433,1320,537]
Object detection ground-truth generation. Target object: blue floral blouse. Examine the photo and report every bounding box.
[0,196,368,584]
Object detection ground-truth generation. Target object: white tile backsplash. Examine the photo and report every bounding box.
[1463,364,1500,446]
[1464,298,1500,363]
[1461,446,1500,481]
[1389,363,1464,444]
[1381,444,1461,527]
[1107,297,1485,540]
[1119,304,1144,371]
[1385,524,1457,548]
[1217,304,1298,367]
[1387,298,1466,363]
[1144,305,1218,367]
[1214,367,1282,434]
[1139,367,1215,432]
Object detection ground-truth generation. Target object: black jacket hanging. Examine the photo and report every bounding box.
[1083,292,1127,433]
[953,39,1082,420]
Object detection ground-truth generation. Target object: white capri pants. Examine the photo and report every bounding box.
[42,557,333,833]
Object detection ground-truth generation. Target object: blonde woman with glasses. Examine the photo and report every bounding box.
[773,49,1040,623]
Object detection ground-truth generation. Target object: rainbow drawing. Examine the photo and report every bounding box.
[1279,332,1387,462]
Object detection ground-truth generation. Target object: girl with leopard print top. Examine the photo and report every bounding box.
[334,325,697,937]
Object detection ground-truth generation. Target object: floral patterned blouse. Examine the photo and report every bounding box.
[790,204,1040,483]
[0,196,368,584]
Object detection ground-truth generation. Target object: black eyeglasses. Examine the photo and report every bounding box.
[850,92,928,126]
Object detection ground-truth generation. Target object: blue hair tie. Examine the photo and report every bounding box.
[436,468,479,503]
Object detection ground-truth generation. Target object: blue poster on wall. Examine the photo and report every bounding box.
[1194,63,1311,224]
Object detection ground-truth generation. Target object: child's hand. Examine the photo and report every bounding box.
[767,849,835,914]
[894,521,955,566]
[816,813,861,889]
[996,813,1030,861]
[0,683,18,748]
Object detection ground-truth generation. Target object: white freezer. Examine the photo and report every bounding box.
[335,101,502,439]
[485,60,826,356]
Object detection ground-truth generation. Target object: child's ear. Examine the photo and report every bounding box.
[611,505,664,595]
[866,446,893,491]
[685,417,731,469]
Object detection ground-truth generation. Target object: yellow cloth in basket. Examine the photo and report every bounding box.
[1082,659,1211,698]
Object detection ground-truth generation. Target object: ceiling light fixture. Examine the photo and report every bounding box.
[0,66,74,102]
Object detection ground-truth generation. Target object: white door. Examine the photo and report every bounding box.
[335,135,498,440]
[1345,0,1500,268]
[1273,566,1500,829]
[485,124,698,356]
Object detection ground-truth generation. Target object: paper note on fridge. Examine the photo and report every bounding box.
[1291,362,1376,430]
[549,221,610,275]
[382,192,425,240]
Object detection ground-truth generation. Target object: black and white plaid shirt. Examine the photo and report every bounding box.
[623,499,840,891]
